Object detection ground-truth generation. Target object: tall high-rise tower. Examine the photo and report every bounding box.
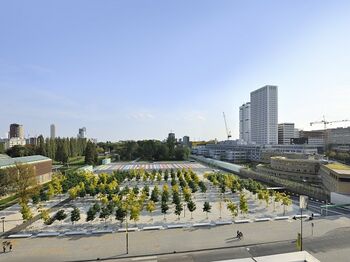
[239,102,251,143]
[250,85,278,145]
[50,124,56,139]
[9,123,24,138]
[78,127,87,139]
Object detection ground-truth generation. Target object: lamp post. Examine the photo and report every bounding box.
[299,195,308,251]
[1,216,5,233]
[125,218,129,254]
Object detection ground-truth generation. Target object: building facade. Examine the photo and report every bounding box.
[239,102,251,143]
[320,163,350,194]
[257,156,322,185]
[9,123,24,139]
[1,137,26,149]
[250,85,278,145]
[50,124,56,139]
[326,127,350,145]
[278,123,295,144]
[78,127,87,139]
[299,130,325,153]
[182,136,190,147]
[0,155,53,185]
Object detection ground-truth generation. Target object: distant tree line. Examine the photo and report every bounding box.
[5,135,190,164]
[5,136,98,165]
[327,150,350,163]
[98,137,190,161]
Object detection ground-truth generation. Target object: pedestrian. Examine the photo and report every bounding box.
[2,243,5,253]
[236,230,240,238]
[9,242,12,252]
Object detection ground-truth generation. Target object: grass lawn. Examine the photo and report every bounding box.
[326,162,350,170]
[0,194,18,211]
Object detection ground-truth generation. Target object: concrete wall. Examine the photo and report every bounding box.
[330,192,350,205]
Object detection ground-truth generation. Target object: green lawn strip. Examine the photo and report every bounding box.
[0,194,18,211]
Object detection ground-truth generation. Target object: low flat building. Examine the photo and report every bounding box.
[257,156,323,185]
[0,155,53,184]
[192,141,319,163]
[0,137,26,150]
[320,162,350,194]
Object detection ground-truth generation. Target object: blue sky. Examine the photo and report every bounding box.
[1,0,350,141]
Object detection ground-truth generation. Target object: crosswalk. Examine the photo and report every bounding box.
[94,162,206,172]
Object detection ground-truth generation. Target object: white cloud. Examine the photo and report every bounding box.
[128,112,155,120]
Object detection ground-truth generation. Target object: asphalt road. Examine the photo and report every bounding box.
[111,227,350,262]
[2,215,350,262]
[290,194,350,216]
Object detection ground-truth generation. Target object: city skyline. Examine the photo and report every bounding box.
[1,1,350,141]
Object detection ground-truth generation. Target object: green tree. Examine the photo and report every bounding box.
[7,163,38,203]
[174,203,183,220]
[20,202,33,221]
[203,201,211,219]
[146,200,156,220]
[51,175,63,195]
[36,135,46,156]
[39,208,50,223]
[55,210,67,221]
[130,204,141,225]
[187,200,196,219]
[142,185,150,197]
[86,207,96,222]
[161,201,169,220]
[156,173,162,182]
[115,206,127,225]
[239,193,249,216]
[227,201,238,220]
[99,206,112,223]
[198,181,207,193]
[183,186,192,202]
[70,207,81,224]
[281,195,292,215]
[31,194,40,205]
[150,186,160,202]
[47,184,55,200]
[85,141,98,165]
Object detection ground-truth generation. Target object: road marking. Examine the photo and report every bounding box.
[132,256,157,261]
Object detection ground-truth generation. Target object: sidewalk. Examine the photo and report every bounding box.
[1,216,350,262]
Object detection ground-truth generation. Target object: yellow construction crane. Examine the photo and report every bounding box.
[310,115,350,129]
[222,112,232,140]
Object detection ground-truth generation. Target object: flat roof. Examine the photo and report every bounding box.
[325,162,350,175]
[0,155,51,168]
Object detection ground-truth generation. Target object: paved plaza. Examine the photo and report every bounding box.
[93,161,207,173]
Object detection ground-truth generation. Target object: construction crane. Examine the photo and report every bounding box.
[310,115,350,129]
[222,112,232,140]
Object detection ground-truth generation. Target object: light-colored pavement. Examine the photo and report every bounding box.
[1,215,350,262]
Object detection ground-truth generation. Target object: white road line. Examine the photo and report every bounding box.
[131,256,157,261]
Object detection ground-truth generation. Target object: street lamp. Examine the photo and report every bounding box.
[1,216,5,233]
[299,195,308,251]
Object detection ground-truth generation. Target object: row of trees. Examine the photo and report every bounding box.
[97,138,190,161]
[6,137,88,159]
[5,137,99,166]
[16,166,293,223]
[327,150,350,163]
[5,137,190,164]
[205,173,293,217]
